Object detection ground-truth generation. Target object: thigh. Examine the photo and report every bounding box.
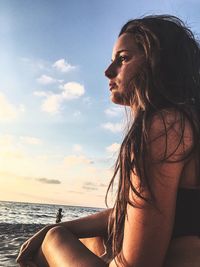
[34,236,107,267]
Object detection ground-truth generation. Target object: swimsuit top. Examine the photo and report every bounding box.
[172,187,200,238]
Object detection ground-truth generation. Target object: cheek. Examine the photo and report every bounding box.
[119,71,135,93]
[120,66,135,85]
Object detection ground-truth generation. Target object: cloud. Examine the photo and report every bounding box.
[82,181,108,191]
[99,183,108,187]
[0,92,18,121]
[41,94,62,114]
[106,143,120,154]
[82,182,98,191]
[64,155,93,167]
[0,150,24,159]
[0,135,24,159]
[73,144,83,153]
[60,82,85,100]
[34,82,85,114]
[37,75,57,85]
[52,59,76,73]
[0,134,43,162]
[20,136,42,145]
[20,57,49,72]
[0,134,42,146]
[33,91,48,97]
[0,134,15,146]
[102,122,123,133]
[36,178,61,184]
[104,106,124,117]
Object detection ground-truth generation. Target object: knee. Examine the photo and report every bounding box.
[44,225,70,245]
[42,226,69,254]
[39,226,69,265]
[46,225,65,240]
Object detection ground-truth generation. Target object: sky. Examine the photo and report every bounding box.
[0,0,200,208]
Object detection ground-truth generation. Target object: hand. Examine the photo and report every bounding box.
[16,225,52,265]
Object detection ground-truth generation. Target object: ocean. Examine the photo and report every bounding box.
[0,201,102,267]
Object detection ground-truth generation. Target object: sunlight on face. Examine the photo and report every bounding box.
[105,33,144,106]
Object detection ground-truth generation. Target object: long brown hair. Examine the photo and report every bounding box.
[105,15,200,263]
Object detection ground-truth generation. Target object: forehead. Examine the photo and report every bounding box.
[112,33,139,58]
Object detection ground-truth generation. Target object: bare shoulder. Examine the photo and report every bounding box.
[146,109,194,162]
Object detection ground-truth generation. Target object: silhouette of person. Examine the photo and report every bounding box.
[56,208,63,223]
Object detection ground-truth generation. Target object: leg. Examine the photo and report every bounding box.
[34,236,107,267]
[34,226,108,267]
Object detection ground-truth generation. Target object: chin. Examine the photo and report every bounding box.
[110,92,130,106]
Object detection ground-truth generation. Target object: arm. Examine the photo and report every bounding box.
[109,111,193,267]
[60,208,111,238]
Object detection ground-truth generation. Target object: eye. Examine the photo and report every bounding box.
[116,55,129,65]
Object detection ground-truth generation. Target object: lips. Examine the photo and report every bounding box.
[109,82,117,91]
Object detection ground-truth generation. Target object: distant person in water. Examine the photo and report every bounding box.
[56,208,63,223]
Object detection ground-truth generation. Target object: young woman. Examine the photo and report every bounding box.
[16,15,200,267]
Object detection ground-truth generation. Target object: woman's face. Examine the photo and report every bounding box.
[105,33,144,106]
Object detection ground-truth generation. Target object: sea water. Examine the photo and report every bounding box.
[0,201,102,267]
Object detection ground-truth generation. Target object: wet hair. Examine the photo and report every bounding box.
[105,15,200,264]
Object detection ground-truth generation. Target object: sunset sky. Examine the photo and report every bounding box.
[0,0,200,207]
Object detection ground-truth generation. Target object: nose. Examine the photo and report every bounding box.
[104,62,117,79]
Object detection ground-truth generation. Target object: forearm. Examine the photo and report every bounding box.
[59,208,112,238]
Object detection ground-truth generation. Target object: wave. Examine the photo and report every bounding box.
[0,223,46,235]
